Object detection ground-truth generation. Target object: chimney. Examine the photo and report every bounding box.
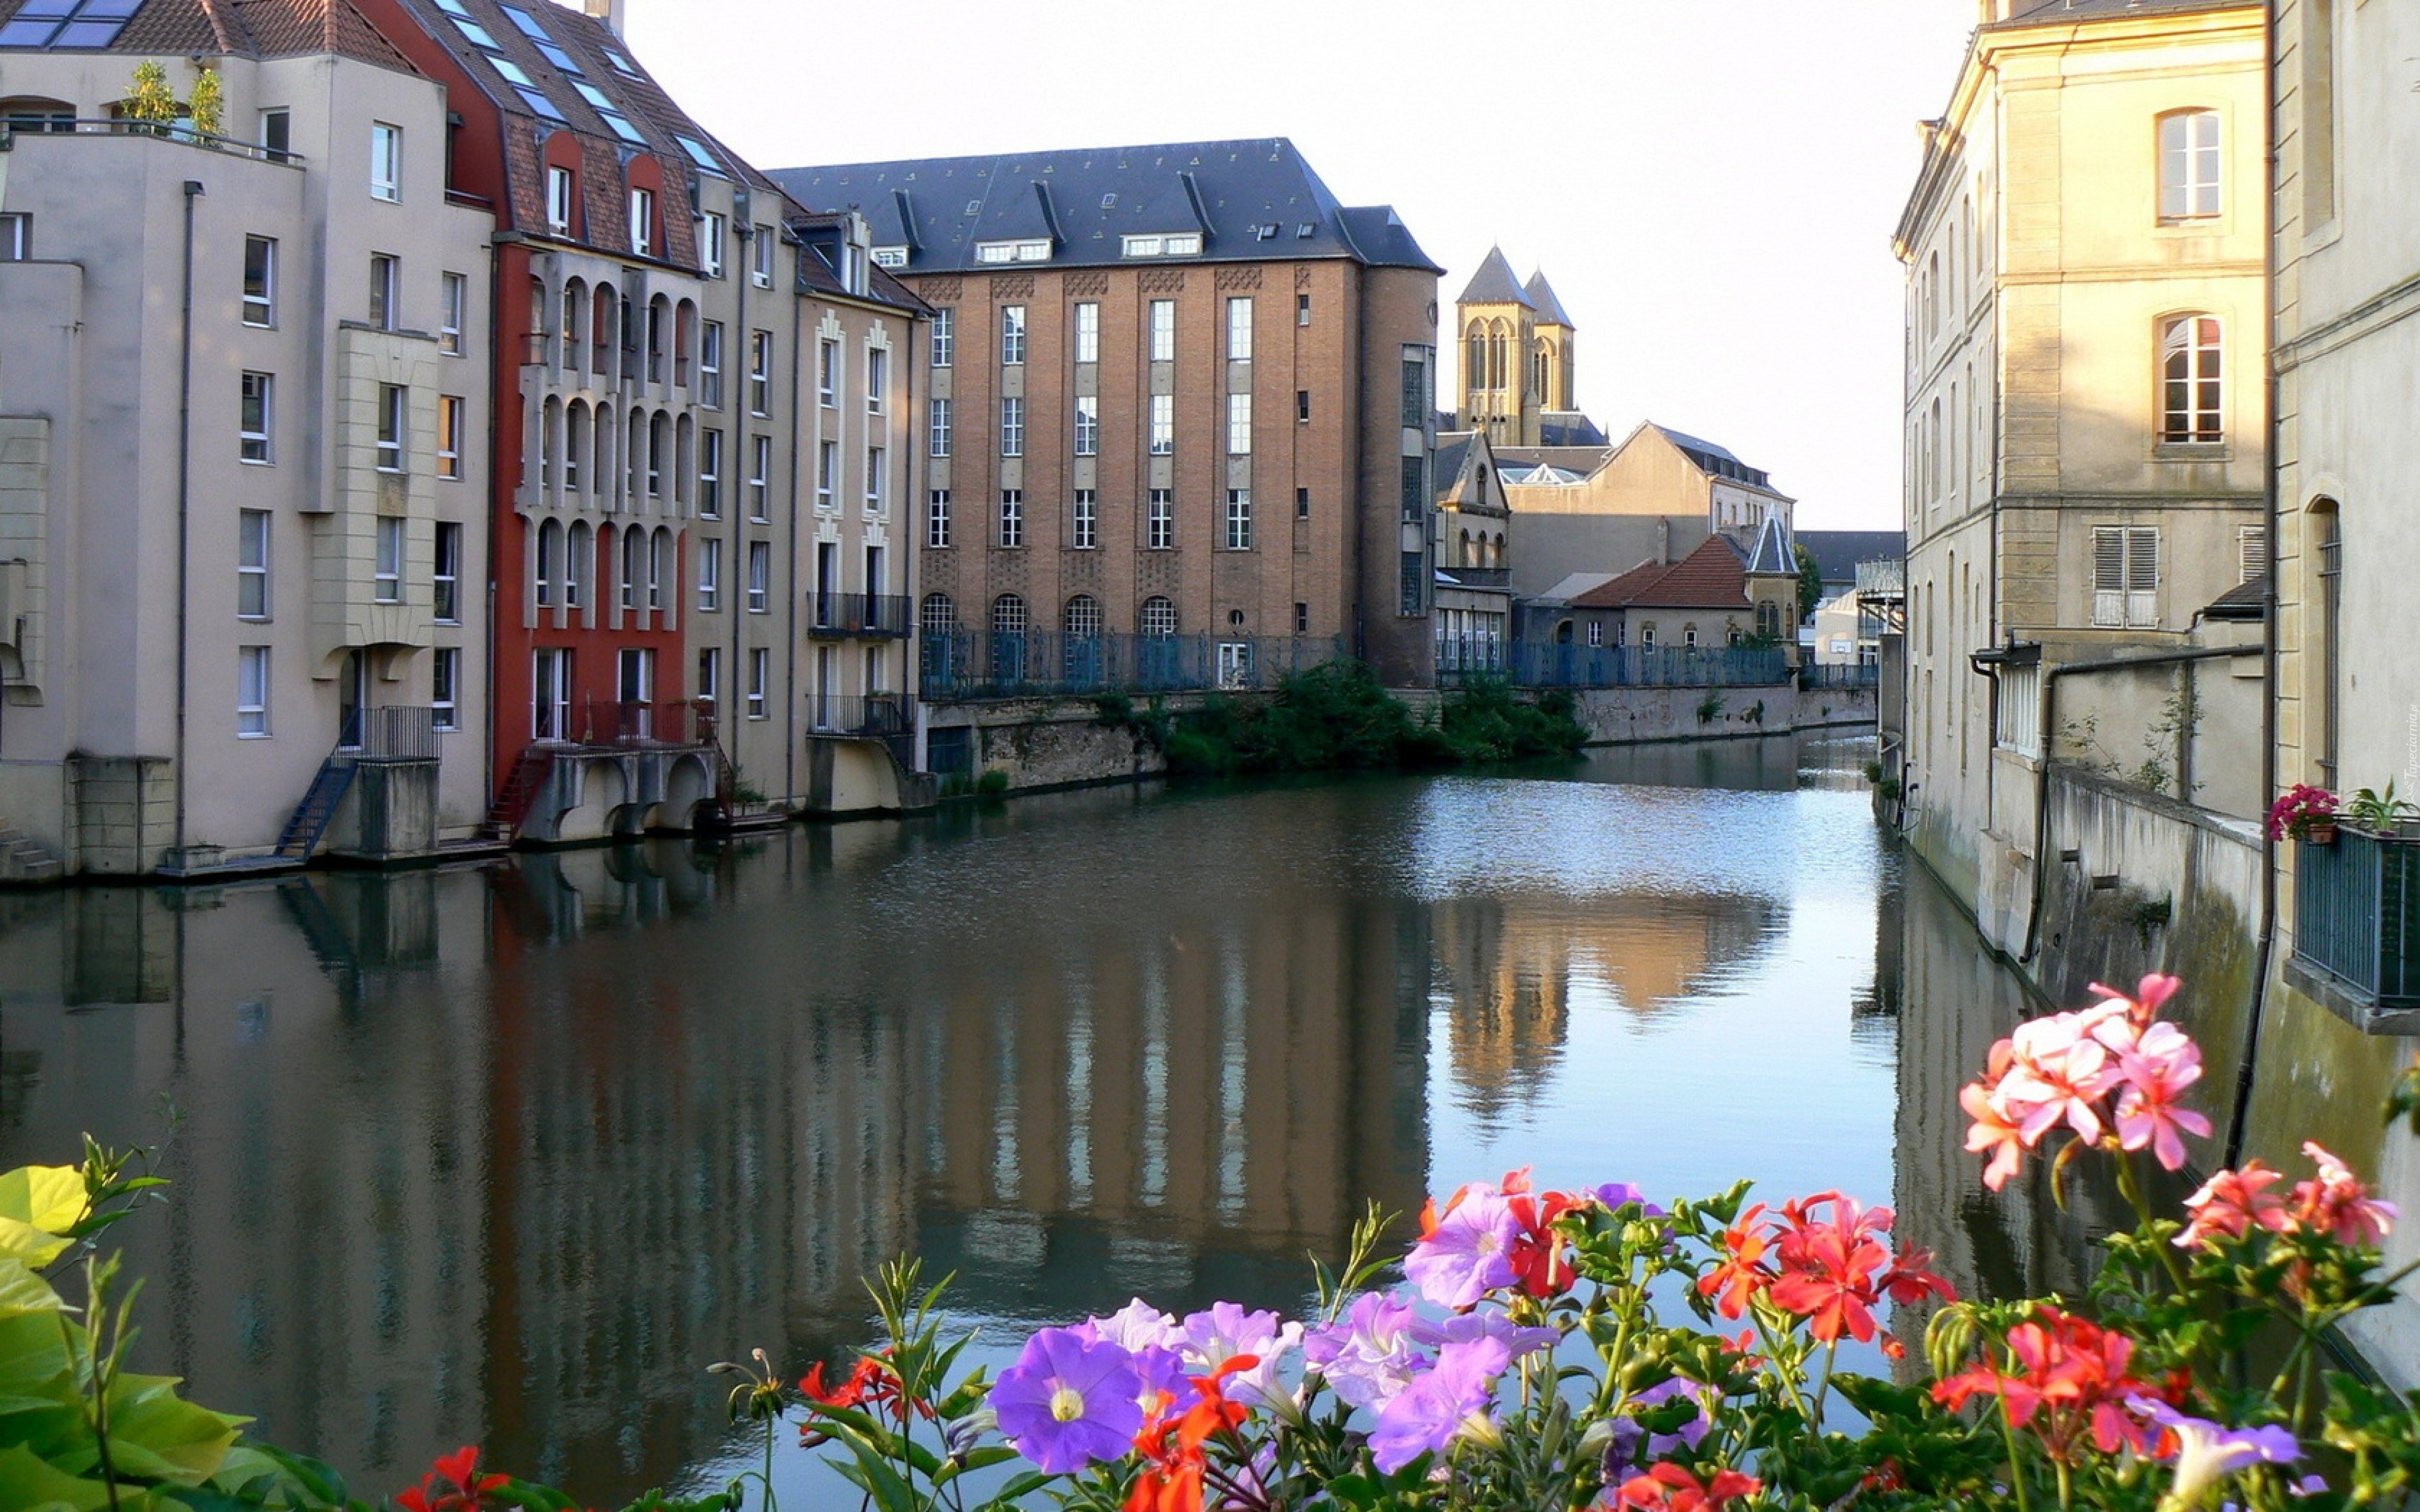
[582,0,625,35]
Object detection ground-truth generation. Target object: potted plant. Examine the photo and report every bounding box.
[2267,782,2341,844]
[2341,781,2420,835]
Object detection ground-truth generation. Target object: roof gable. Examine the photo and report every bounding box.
[1458,244,1531,307]
[1523,268,1574,327]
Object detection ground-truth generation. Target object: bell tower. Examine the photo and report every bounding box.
[1454,246,1536,445]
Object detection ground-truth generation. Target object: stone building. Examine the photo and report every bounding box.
[1451,246,1594,450]
[771,139,1444,689]
[0,0,497,874]
[1891,0,2267,948]
[1497,422,1788,600]
[1431,430,1512,675]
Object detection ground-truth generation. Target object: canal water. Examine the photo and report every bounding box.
[0,733,2051,1506]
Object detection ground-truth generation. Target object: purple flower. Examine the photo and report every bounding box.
[1082,1298,1183,1354]
[991,1328,1144,1475]
[1303,1292,1427,1411]
[1128,1344,1190,1414]
[1178,1302,1301,1408]
[1368,1336,1510,1474]
[1405,1193,1522,1309]
[1593,1182,1669,1218]
[1409,1309,1560,1363]
[2137,1401,2300,1506]
[1604,1378,1712,1483]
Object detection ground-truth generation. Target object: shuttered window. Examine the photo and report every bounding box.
[2091,526,2160,627]
[2238,524,2267,584]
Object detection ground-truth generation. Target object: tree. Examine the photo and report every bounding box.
[1794,542,1824,623]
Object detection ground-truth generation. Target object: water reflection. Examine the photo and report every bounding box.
[0,730,2008,1506]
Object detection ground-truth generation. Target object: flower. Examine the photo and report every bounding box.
[1303,1292,1426,1411]
[1610,1462,1762,1511]
[2177,1146,2397,1252]
[2177,1160,2292,1248]
[1126,1358,1255,1512]
[1603,1378,1713,1485]
[1962,1075,2029,1191]
[2111,1022,2213,1172]
[2293,1142,2399,1246]
[1593,1181,1669,1218]
[1405,1189,1523,1308]
[1409,1307,1562,1362]
[1766,1217,1891,1343]
[992,1327,1145,1475]
[1368,1336,1509,1474]
[2134,1400,2301,1506]
[1083,1298,1185,1354]
[1998,1014,2124,1143]
[798,1357,880,1411]
[396,1447,509,1512]
[1933,1309,2160,1462]
[1177,1302,1300,1408]
[2267,784,2339,842]
[1697,1203,1773,1319]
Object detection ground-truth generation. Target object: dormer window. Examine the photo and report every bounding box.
[872,246,908,269]
[628,187,655,256]
[1121,233,1201,258]
[844,243,867,295]
[974,238,1051,264]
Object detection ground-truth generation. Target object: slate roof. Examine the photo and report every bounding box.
[1648,423,1777,492]
[1572,536,1751,611]
[1432,434,1474,506]
[766,139,1441,277]
[1458,244,1531,307]
[1495,445,1616,476]
[1743,514,1799,576]
[0,0,415,67]
[1796,530,1904,584]
[2201,578,2266,621]
[1524,268,1576,327]
[1988,0,2256,28]
[1538,411,1607,448]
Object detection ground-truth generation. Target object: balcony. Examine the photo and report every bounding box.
[2291,827,2420,1033]
[574,699,715,749]
[920,632,1345,701]
[806,692,914,737]
[1438,566,1512,590]
[806,593,913,639]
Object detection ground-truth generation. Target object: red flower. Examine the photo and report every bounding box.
[396,1447,509,1512]
[1697,1204,1773,1320]
[1611,1462,1763,1510]
[1124,1356,1256,1512]
[1767,1220,1889,1343]
[1932,1309,2160,1463]
[800,1356,882,1411]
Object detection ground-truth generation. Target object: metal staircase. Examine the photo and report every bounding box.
[476,746,556,843]
[274,755,357,861]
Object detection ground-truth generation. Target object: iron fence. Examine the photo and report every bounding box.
[1799,663,1881,690]
[920,632,1346,701]
[805,693,915,737]
[577,699,713,748]
[2294,828,2420,1007]
[342,705,441,761]
[807,593,913,638]
[1504,642,1792,689]
[1435,636,1513,683]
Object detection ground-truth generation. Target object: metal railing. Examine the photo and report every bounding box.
[1855,559,1906,598]
[1799,663,1881,690]
[920,632,1346,701]
[576,699,713,748]
[805,693,915,737]
[1436,636,1512,682]
[807,593,914,638]
[1438,566,1512,589]
[2294,828,2420,1007]
[341,705,442,762]
[1504,642,1792,689]
[1,117,306,164]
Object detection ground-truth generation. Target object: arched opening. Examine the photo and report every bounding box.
[647,293,670,384]
[620,524,643,612]
[626,408,645,501]
[991,593,1029,684]
[591,283,616,376]
[648,411,670,499]
[561,278,585,370]
[1139,595,1177,636]
[535,518,562,609]
[566,520,592,611]
[565,400,588,493]
[592,402,614,500]
[674,415,694,508]
[1554,619,1574,644]
[649,527,671,612]
[675,299,698,386]
[0,98,75,134]
[540,396,563,493]
[1064,594,1103,682]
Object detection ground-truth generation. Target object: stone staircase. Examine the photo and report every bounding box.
[0,818,62,885]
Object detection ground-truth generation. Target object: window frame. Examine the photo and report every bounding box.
[749,434,772,522]
[1148,299,1175,362]
[240,371,274,464]
[1000,304,1027,365]
[2157,313,2225,446]
[436,394,464,480]
[751,329,773,416]
[697,534,721,612]
[1224,489,1252,551]
[369,122,401,202]
[865,445,885,512]
[242,236,276,327]
[374,516,405,603]
[1226,297,1253,361]
[2157,109,2223,224]
[746,539,769,613]
[546,166,575,235]
[1074,395,1099,456]
[930,307,954,367]
[433,521,462,622]
[1226,392,1252,456]
[1000,396,1025,458]
[369,253,398,331]
[999,488,1025,549]
[438,271,466,355]
[747,647,769,718]
[817,338,838,408]
[237,646,272,737]
[700,211,726,277]
[867,346,888,416]
[698,427,723,517]
[1072,488,1098,550]
[930,397,953,458]
[816,439,838,511]
[374,384,406,472]
[1148,394,1173,456]
[430,646,461,731]
[237,509,271,621]
[1074,301,1100,364]
[1148,489,1173,551]
[927,489,953,549]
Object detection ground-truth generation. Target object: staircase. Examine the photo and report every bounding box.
[0,819,62,885]
[274,756,357,861]
[708,738,740,827]
[476,746,556,843]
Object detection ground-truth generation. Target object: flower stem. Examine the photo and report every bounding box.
[1998,1397,2036,1512]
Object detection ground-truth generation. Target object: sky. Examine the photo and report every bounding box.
[621,0,1979,532]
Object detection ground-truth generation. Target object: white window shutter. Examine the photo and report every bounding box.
[2127,527,2160,626]
[2239,524,2267,585]
[2092,527,2125,626]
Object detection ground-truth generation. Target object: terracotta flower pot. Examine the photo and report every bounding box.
[2303,820,2339,845]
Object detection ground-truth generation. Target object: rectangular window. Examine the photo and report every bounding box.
[1000,489,1024,548]
[370,122,401,201]
[2090,525,2161,628]
[260,108,291,162]
[2238,523,2267,585]
[1296,487,1310,520]
[816,338,838,408]
[698,536,721,610]
[376,384,406,471]
[700,211,726,277]
[431,647,460,730]
[2159,111,2222,222]
[751,225,773,287]
[816,439,838,510]
[1149,299,1175,362]
[0,214,26,261]
[694,321,723,408]
[1000,305,1027,365]
[1148,489,1173,551]
[1073,489,1098,549]
[375,516,405,602]
[238,646,271,736]
[533,649,570,740]
[2160,314,2223,444]
[696,646,720,709]
[240,371,273,462]
[931,307,954,367]
[751,329,773,415]
[1074,301,1100,364]
[1400,456,1425,522]
[1294,601,1310,634]
[747,648,769,716]
[1226,392,1252,455]
[749,435,771,521]
[1074,395,1099,455]
[238,510,270,619]
[1400,356,1429,428]
[1224,489,1252,550]
[1296,389,1311,423]
[1226,297,1253,360]
[747,540,769,612]
[1149,393,1173,455]
[242,236,275,326]
[433,272,467,356]
[929,397,952,457]
[369,253,398,330]
[546,166,573,234]
[1000,396,1025,457]
[865,446,885,510]
[867,347,887,415]
[437,396,463,479]
[432,521,462,622]
[928,489,953,549]
[1297,293,1311,327]
[698,428,723,517]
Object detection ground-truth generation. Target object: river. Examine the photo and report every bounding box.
[0,732,2049,1505]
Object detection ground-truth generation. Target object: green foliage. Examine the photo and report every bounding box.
[2342,782,2419,832]
[1160,663,1584,779]
[187,69,224,138]
[1695,692,1726,726]
[124,62,179,126]
[973,769,1010,799]
[1794,542,1824,624]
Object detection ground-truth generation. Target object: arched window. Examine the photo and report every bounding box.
[648,527,669,610]
[1064,594,1102,638]
[675,299,698,386]
[626,408,645,500]
[920,593,957,633]
[2159,314,2223,444]
[991,593,1027,634]
[541,396,562,491]
[1487,320,1509,393]
[592,284,616,375]
[647,294,670,383]
[565,401,587,492]
[1641,622,1657,648]
[621,525,642,610]
[1466,325,1486,397]
[1492,532,1505,565]
[648,411,670,498]
[535,518,562,607]
[1533,340,1550,401]
[562,278,585,369]
[0,98,75,135]
[1458,528,1473,567]
[1684,624,1700,648]
[1139,595,1177,636]
[566,521,591,609]
[1554,620,1574,645]
[2158,110,2221,222]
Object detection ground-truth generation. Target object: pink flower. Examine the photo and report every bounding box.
[2177,1161,2293,1249]
[2295,1142,2399,1246]
[1962,1079,2028,1191]
[2112,1022,2212,1171]
[2089,973,2181,1025]
[1998,1014,2123,1143]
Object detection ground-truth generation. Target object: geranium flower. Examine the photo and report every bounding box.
[2177,1160,2292,1248]
[2112,1022,2211,1171]
[396,1447,509,1512]
[1368,1336,1509,1473]
[1933,1309,2160,1462]
[2294,1142,2399,1246]
[2089,973,2182,1025]
[1609,1462,1761,1511]
[1303,1291,1426,1411]
[1697,1203,1773,1319]
[1997,1014,2123,1143]
[993,1327,1144,1475]
[1405,1190,1523,1308]
[1767,1220,1890,1343]
[1962,1077,2028,1191]
[2133,1400,2301,1506]
[1127,1356,1257,1512]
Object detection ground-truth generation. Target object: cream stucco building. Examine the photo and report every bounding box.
[1891,0,2267,949]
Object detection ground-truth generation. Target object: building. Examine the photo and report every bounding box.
[769,139,1444,690]
[2254,0,2420,1380]
[1451,246,1598,449]
[1431,430,1511,675]
[1798,530,1903,667]
[1516,527,1801,664]
[1497,421,1789,600]
[1891,0,2267,944]
[0,0,497,874]
[362,0,929,835]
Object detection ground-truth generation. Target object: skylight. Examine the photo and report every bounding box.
[489,58,567,122]
[570,79,645,144]
[499,8,582,74]
[449,15,500,49]
[0,0,146,49]
[673,134,724,175]
[604,49,638,76]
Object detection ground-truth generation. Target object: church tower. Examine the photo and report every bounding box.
[1455,246,1536,445]
[1523,269,1577,417]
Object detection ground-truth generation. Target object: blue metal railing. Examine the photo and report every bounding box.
[2295,828,2420,1007]
[919,632,1345,701]
[1502,642,1791,689]
[1799,663,1881,691]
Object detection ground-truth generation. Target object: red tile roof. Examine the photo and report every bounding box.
[1570,536,1749,611]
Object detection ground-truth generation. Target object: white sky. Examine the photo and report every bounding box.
[619,0,1978,531]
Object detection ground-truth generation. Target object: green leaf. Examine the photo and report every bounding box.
[0,1171,88,1269]
[830,1446,917,1512]
[0,1443,113,1512]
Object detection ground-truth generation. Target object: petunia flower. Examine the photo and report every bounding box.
[1367,1335,1509,1474]
[1302,1292,1426,1411]
[1593,1181,1669,1218]
[991,1327,1144,1475]
[2134,1400,2301,1506]
[1405,1191,1523,1309]
[1081,1297,1184,1354]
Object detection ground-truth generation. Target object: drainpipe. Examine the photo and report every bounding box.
[781,229,800,808]
[173,178,204,861]
[2231,1,2285,1169]
[729,217,749,798]
[2017,643,2264,967]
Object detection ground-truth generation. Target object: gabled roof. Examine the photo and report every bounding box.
[1523,268,1575,328]
[1640,422,1778,493]
[1458,244,1532,308]
[1538,411,1606,448]
[1572,536,1751,611]
[0,0,416,67]
[1796,530,1904,583]
[767,139,1441,276]
[1988,0,2254,28]
[1743,514,1798,576]
[1432,434,1474,505]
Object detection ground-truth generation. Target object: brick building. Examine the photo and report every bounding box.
[771,139,1444,691]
